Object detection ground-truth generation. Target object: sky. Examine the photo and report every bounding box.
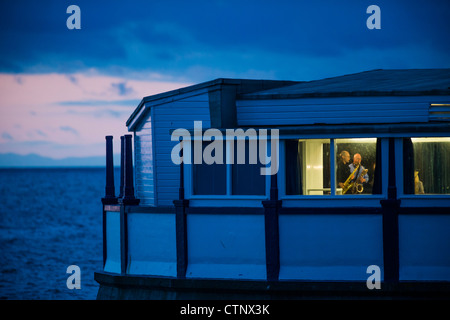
[0,0,449,161]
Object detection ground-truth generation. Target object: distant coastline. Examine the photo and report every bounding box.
[0,153,121,168]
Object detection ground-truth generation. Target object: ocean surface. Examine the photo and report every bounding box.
[0,167,118,300]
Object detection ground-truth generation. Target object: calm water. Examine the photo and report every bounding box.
[0,168,118,300]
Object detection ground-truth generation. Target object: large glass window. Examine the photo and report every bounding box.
[232,139,266,195]
[285,138,381,196]
[192,139,266,196]
[335,138,380,195]
[403,137,450,195]
[193,140,226,195]
[285,139,331,195]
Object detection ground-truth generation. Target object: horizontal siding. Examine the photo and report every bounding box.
[240,116,426,126]
[429,103,450,122]
[135,91,211,206]
[236,96,446,126]
[134,115,155,206]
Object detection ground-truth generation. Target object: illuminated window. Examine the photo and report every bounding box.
[285,138,381,196]
[335,138,380,195]
[285,139,331,195]
[404,137,450,195]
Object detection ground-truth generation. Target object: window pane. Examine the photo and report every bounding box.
[193,140,227,195]
[404,137,450,194]
[232,139,266,195]
[285,139,331,195]
[335,138,378,195]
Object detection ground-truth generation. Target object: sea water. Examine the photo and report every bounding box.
[0,168,119,300]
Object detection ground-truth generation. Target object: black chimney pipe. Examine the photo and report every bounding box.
[102,135,118,204]
[118,136,124,198]
[121,134,140,205]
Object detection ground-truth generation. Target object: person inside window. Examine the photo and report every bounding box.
[337,150,351,189]
[414,170,425,194]
[348,153,369,194]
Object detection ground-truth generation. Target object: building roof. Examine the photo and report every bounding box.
[126,69,450,130]
[240,69,450,99]
[126,78,298,128]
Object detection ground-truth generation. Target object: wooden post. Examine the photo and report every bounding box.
[120,205,128,274]
[117,134,138,274]
[174,141,189,278]
[262,173,281,281]
[381,137,400,284]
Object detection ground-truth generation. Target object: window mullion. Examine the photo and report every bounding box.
[330,138,336,196]
[226,139,232,196]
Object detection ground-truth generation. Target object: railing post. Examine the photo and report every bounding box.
[101,135,118,270]
[102,135,118,205]
[262,173,281,282]
[116,134,139,275]
[174,142,189,278]
[381,137,400,284]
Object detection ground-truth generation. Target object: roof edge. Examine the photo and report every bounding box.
[239,89,450,100]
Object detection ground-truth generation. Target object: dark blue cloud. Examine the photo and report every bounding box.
[111,82,134,96]
[0,0,449,81]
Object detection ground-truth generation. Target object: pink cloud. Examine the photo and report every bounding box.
[0,72,191,159]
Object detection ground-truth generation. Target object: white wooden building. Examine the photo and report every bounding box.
[96,69,450,299]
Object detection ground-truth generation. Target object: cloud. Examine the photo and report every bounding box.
[2,132,13,141]
[0,71,190,159]
[111,82,134,96]
[65,74,78,85]
[36,129,47,138]
[1,0,449,160]
[1,1,449,80]
[60,126,79,136]
[58,99,139,107]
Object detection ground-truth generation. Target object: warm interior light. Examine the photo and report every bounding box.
[336,138,377,143]
[411,137,450,143]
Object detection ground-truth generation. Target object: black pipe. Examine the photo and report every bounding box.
[118,136,124,198]
[102,135,117,204]
[122,134,140,205]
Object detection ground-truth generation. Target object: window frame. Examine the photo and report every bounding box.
[278,136,389,206]
[395,135,450,208]
[184,136,271,201]
[183,132,450,207]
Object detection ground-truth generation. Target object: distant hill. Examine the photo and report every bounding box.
[0,153,121,168]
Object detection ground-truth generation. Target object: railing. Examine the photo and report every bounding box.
[100,136,450,283]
